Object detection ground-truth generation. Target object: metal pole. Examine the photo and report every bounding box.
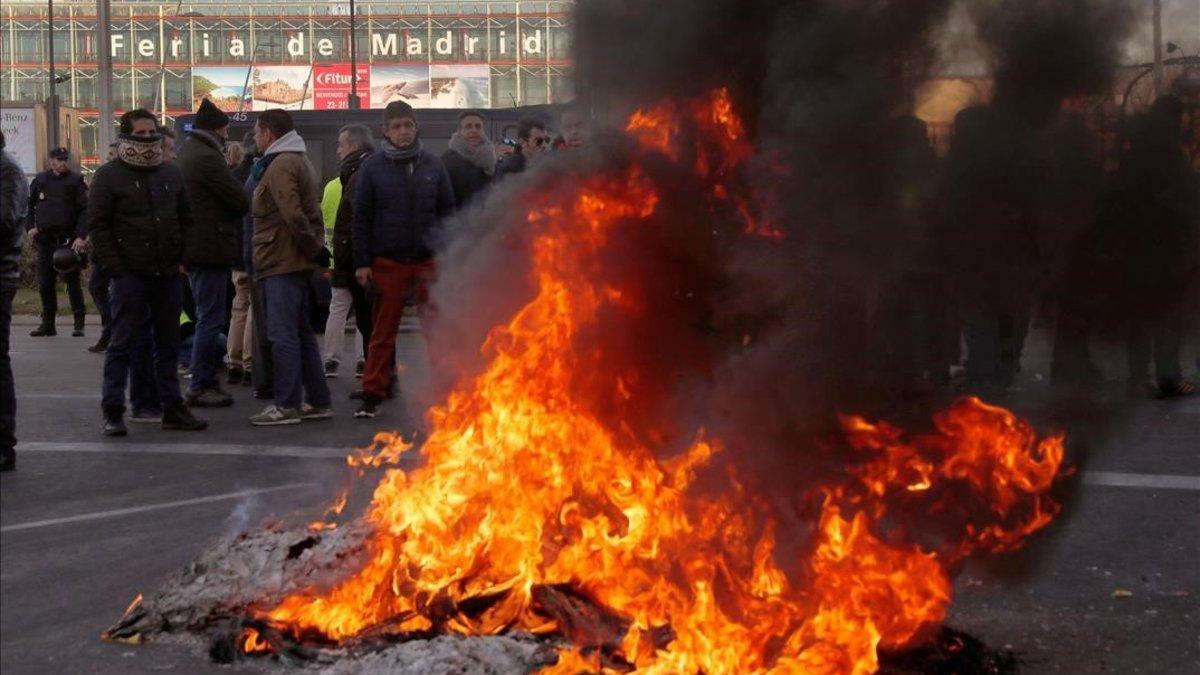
[97,0,115,155]
[48,0,58,147]
[349,0,359,109]
[1152,0,1164,96]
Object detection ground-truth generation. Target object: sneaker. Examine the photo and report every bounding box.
[162,404,208,431]
[242,368,254,386]
[354,396,381,419]
[300,402,334,420]
[355,360,364,378]
[102,415,128,437]
[250,405,302,426]
[185,387,234,408]
[72,327,85,337]
[226,366,244,385]
[324,360,340,378]
[30,325,56,337]
[128,408,163,424]
[87,337,109,353]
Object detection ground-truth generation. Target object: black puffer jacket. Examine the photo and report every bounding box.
[331,149,370,286]
[87,159,193,277]
[28,169,88,237]
[175,131,250,267]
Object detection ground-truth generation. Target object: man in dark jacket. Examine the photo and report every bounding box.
[177,99,250,407]
[441,110,495,208]
[0,131,27,471]
[88,108,208,437]
[352,101,455,418]
[27,146,89,337]
[325,123,375,379]
[495,116,549,179]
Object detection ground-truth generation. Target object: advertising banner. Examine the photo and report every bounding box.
[251,66,315,111]
[312,64,371,110]
[369,65,431,108]
[192,66,252,112]
[428,64,490,109]
[0,107,38,176]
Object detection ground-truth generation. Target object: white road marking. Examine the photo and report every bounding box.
[0,482,318,533]
[18,441,353,459]
[1082,471,1200,491]
[13,444,1198,491]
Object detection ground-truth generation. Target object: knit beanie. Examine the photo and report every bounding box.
[194,98,231,131]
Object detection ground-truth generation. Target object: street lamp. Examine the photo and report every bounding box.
[348,0,360,110]
[47,0,58,147]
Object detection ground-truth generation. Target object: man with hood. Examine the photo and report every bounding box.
[441,110,495,208]
[87,108,208,436]
[248,108,332,425]
[352,100,454,418]
[27,146,89,337]
[176,98,250,407]
[1,131,27,471]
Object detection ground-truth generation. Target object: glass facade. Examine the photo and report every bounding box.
[1,1,574,164]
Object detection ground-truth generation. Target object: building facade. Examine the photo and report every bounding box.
[1,1,574,164]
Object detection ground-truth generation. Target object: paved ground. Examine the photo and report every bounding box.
[1,316,1197,674]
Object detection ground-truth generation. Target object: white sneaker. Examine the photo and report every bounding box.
[249,405,301,426]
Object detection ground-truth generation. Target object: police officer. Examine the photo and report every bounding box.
[27,147,89,337]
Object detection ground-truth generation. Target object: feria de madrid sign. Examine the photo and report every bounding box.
[106,28,552,61]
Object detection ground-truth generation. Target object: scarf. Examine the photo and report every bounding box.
[339,149,371,184]
[250,153,281,182]
[381,138,422,163]
[448,131,497,176]
[117,134,164,168]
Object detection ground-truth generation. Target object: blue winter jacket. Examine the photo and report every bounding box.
[351,149,455,269]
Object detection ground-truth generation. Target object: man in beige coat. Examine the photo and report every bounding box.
[247,109,332,425]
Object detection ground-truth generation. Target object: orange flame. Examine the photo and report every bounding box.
[247,90,1067,673]
[242,627,270,654]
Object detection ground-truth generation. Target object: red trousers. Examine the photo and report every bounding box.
[362,257,436,398]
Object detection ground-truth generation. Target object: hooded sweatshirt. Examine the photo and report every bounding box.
[249,130,325,279]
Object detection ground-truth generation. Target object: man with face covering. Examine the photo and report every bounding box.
[441,110,495,209]
[87,109,208,436]
[351,100,455,418]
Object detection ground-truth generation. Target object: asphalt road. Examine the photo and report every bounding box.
[1,316,1197,674]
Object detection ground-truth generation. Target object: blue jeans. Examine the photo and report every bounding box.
[102,275,184,414]
[89,264,113,344]
[262,272,330,410]
[188,266,230,391]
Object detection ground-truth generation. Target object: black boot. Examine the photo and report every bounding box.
[30,323,56,337]
[162,404,208,431]
[73,313,86,337]
[102,409,128,437]
[0,448,14,472]
[88,335,109,353]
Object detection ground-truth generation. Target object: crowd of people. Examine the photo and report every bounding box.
[0,96,582,468]
[0,91,1196,471]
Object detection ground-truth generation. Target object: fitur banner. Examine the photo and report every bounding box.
[192,65,493,111]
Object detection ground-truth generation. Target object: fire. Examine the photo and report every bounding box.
[246,90,1067,673]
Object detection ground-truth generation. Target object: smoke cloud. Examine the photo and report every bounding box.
[427,0,1145,509]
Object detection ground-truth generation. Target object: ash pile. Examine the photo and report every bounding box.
[100,521,1016,674]
[99,522,552,673]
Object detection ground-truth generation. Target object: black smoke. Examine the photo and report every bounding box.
[427,0,1147,504]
